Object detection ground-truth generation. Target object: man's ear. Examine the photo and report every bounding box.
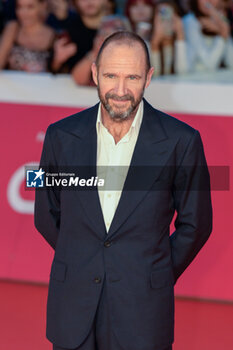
[145,67,154,88]
[91,62,98,86]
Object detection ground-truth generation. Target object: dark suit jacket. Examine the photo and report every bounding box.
[34,98,212,350]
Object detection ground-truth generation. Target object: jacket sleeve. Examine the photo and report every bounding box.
[34,125,60,250]
[170,129,213,284]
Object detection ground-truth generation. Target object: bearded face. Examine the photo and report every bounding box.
[97,84,145,122]
[91,41,154,123]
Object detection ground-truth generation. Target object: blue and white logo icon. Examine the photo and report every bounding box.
[26,168,45,188]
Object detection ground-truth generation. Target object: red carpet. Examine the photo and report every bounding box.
[1,280,233,350]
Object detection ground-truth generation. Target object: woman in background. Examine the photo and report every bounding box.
[150,0,188,76]
[0,0,55,72]
[183,0,233,71]
[125,0,154,41]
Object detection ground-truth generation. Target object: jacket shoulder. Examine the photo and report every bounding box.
[145,100,197,138]
[158,110,196,138]
[46,103,98,135]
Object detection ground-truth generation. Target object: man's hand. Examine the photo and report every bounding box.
[201,2,230,39]
[52,37,77,71]
[200,17,221,34]
[55,37,77,63]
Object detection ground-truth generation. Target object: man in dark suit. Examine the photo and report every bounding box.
[34,31,212,350]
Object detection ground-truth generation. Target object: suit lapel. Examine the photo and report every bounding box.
[63,104,107,239]
[106,99,177,239]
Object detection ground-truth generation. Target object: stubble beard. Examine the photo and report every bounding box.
[97,85,145,122]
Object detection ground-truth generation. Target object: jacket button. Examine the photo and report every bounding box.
[104,241,112,247]
[94,277,101,283]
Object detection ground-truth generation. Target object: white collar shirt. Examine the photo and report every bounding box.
[96,100,144,232]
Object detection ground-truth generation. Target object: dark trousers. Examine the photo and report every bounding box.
[53,276,173,350]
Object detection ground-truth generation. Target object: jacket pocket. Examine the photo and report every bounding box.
[150,266,174,290]
[50,259,67,282]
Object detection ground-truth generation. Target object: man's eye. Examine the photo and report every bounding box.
[129,76,137,80]
[107,74,115,78]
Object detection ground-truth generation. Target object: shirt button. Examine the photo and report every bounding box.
[104,241,112,247]
[94,277,101,283]
[107,194,111,198]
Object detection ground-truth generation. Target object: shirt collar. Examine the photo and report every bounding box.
[96,100,144,138]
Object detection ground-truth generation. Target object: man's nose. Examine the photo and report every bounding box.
[114,79,127,97]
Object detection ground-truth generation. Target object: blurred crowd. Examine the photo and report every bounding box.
[0,0,232,85]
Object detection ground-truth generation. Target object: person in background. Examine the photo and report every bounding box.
[50,0,107,74]
[105,0,117,15]
[176,0,191,16]
[125,0,154,41]
[0,0,55,72]
[150,0,188,76]
[46,0,77,33]
[220,0,233,37]
[71,14,131,85]
[183,0,233,71]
